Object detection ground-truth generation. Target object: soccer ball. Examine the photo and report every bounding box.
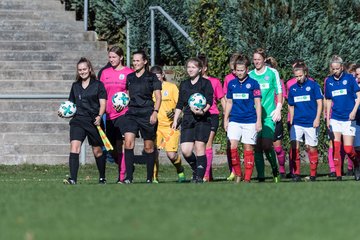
[58,101,76,118]
[188,93,206,110]
[112,91,130,108]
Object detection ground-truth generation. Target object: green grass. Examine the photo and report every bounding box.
[0,163,359,240]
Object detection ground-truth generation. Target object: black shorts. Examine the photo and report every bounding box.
[180,114,211,143]
[273,120,284,141]
[210,114,219,133]
[123,112,156,141]
[69,116,103,147]
[106,116,127,145]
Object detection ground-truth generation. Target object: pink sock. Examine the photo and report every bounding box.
[328,147,335,173]
[348,158,353,170]
[118,152,126,181]
[205,148,213,179]
[274,146,285,174]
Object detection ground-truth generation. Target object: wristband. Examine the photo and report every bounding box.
[153,109,159,113]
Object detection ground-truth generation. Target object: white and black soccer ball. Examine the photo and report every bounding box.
[112,91,130,108]
[58,101,76,118]
[188,93,206,110]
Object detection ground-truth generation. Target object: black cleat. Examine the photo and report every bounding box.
[310,176,316,182]
[123,179,132,184]
[354,167,360,181]
[99,178,107,184]
[336,176,342,181]
[258,177,265,183]
[279,173,286,179]
[328,172,336,178]
[292,175,302,182]
[286,172,294,179]
[146,179,152,184]
[63,178,76,185]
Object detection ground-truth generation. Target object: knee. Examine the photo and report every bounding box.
[167,152,177,161]
[124,140,134,150]
[70,145,81,154]
[93,147,103,158]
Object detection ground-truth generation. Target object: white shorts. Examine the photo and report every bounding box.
[290,125,319,147]
[330,119,356,137]
[354,124,360,147]
[227,122,257,145]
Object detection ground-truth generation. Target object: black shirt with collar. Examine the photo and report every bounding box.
[126,70,162,115]
[68,78,107,118]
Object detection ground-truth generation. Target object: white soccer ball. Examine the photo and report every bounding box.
[58,101,76,118]
[112,91,130,108]
[188,93,207,110]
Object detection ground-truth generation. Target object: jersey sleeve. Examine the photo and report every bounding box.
[324,79,332,99]
[351,76,360,93]
[271,68,282,95]
[152,75,162,91]
[98,81,107,100]
[314,82,324,100]
[172,84,179,105]
[68,83,76,103]
[203,79,214,107]
[226,80,233,99]
[176,81,185,110]
[253,81,262,98]
[214,78,225,100]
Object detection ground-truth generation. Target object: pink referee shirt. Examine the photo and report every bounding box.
[100,66,134,120]
[223,72,236,96]
[206,76,225,114]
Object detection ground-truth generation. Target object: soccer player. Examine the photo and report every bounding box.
[224,55,262,183]
[172,57,214,183]
[150,66,186,183]
[223,52,242,181]
[60,57,107,184]
[287,63,323,181]
[197,54,226,181]
[122,50,161,184]
[249,48,282,182]
[325,55,360,181]
[100,46,134,183]
[265,57,287,178]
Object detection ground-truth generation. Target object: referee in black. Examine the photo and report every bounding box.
[122,51,161,183]
[60,57,107,184]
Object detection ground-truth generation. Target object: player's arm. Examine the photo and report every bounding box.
[150,89,161,125]
[350,91,360,120]
[254,97,262,132]
[172,108,182,129]
[314,99,322,128]
[288,105,294,125]
[223,98,232,131]
[326,99,332,128]
[94,98,106,126]
[271,71,283,122]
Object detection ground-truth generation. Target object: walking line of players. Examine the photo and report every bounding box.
[59,46,360,184]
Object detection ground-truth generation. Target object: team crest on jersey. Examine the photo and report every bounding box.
[306,86,311,91]
[264,76,270,81]
[246,83,251,89]
[119,74,125,80]
[163,90,169,97]
[343,80,347,85]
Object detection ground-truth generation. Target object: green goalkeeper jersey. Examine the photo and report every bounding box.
[249,66,282,119]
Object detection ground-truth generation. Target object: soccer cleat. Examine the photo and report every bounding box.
[123,179,132,184]
[292,175,301,182]
[328,172,336,178]
[178,172,186,183]
[354,167,360,181]
[99,178,107,184]
[203,176,210,182]
[235,176,242,184]
[286,172,294,179]
[146,179,152,184]
[63,178,76,185]
[258,177,265,183]
[152,178,159,184]
[226,172,235,181]
[279,173,286,179]
[304,176,316,182]
[196,178,204,184]
[273,175,281,183]
[336,176,342,181]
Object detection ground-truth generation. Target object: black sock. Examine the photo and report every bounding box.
[184,153,197,180]
[69,153,79,182]
[145,151,156,181]
[196,155,207,179]
[95,154,106,179]
[124,149,134,181]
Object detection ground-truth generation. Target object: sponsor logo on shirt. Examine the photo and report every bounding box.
[233,93,249,99]
[294,95,311,102]
[119,74,125,80]
[260,83,270,89]
[332,89,347,97]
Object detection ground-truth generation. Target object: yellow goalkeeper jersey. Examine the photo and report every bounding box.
[153,81,179,127]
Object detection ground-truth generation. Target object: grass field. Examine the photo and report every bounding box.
[0,163,359,240]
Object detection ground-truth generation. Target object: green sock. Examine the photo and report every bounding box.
[255,151,265,179]
[265,149,279,176]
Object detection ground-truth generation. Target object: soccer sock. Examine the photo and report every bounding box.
[226,139,233,173]
[119,152,126,181]
[333,141,342,177]
[95,154,106,179]
[309,149,318,177]
[291,148,301,175]
[288,152,294,174]
[69,152,79,182]
[265,149,279,176]
[255,151,265,179]
[204,148,213,179]
[348,158,354,171]
[230,148,242,177]
[196,155,207,180]
[328,147,335,173]
[145,151,156,181]
[340,144,346,173]
[153,157,159,180]
[171,154,184,174]
[274,146,285,174]
[343,145,358,168]
[124,149,135,181]
[184,153,197,180]
[244,150,255,181]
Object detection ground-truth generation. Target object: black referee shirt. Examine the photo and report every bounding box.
[68,78,107,118]
[176,76,213,115]
[126,70,162,114]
